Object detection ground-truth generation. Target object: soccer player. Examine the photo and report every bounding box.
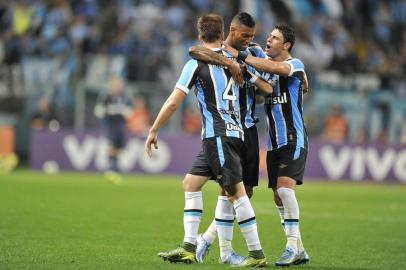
[223,24,310,266]
[145,14,270,267]
[94,75,133,183]
[188,12,267,264]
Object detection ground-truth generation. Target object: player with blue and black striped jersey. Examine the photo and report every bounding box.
[239,43,267,130]
[223,24,310,267]
[175,51,244,140]
[261,57,308,152]
[239,42,267,194]
[144,14,269,268]
[188,12,272,266]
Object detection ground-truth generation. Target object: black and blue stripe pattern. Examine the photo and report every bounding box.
[264,58,308,152]
[238,216,257,228]
[240,44,267,130]
[284,219,299,227]
[184,209,203,217]
[215,218,234,227]
[175,49,243,140]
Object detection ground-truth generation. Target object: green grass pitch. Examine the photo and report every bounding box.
[1,171,405,270]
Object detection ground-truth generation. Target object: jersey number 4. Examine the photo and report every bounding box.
[222,78,237,102]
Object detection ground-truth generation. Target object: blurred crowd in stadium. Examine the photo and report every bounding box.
[0,0,405,162]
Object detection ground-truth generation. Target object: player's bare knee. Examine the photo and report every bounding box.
[182,177,191,191]
[183,174,206,192]
[182,175,197,192]
[277,176,297,189]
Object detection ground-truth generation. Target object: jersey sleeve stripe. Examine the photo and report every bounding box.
[287,61,295,76]
[176,60,198,94]
[285,58,304,76]
[175,83,190,94]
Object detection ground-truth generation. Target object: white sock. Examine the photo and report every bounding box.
[297,231,304,252]
[183,191,203,245]
[202,219,217,244]
[234,195,262,251]
[277,205,305,252]
[276,205,285,229]
[215,196,234,261]
[277,187,300,252]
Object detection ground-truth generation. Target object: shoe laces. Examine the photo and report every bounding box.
[196,237,210,257]
[227,251,245,264]
[281,248,296,259]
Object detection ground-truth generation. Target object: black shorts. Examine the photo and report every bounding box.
[106,127,125,149]
[266,144,307,189]
[189,136,243,187]
[241,126,259,187]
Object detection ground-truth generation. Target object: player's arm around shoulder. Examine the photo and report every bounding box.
[222,43,293,77]
[189,45,227,65]
[189,45,243,86]
[245,56,291,77]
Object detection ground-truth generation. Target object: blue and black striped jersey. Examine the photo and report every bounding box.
[239,43,267,129]
[176,48,243,140]
[263,58,308,156]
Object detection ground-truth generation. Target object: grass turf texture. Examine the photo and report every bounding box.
[1,171,405,270]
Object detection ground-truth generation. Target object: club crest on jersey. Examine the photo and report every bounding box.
[269,74,279,86]
[271,92,288,105]
[226,123,243,132]
[262,73,278,86]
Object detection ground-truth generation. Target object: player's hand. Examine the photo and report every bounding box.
[145,130,158,158]
[228,61,244,87]
[222,42,238,58]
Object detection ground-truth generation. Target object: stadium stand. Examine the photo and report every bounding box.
[0,0,405,161]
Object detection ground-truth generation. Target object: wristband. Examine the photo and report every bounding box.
[237,50,249,62]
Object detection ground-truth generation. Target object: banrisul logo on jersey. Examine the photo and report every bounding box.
[266,92,288,105]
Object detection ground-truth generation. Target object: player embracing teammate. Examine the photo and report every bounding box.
[145,13,273,268]
[223,24,311,267]
[146,12,310,268]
